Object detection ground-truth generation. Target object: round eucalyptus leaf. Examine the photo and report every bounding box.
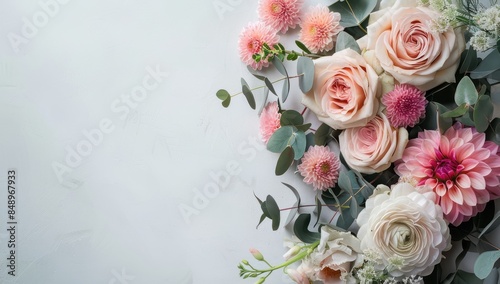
[335,31,361,53]
[292,131,307,160]
[473,95,494,132]
[455,76,478,106]
[275,146,295,176]
[265,195,281,231]
[474,251,500,279]
[297,56,315,93]
[267,126,295,153]
[329,0,377,28]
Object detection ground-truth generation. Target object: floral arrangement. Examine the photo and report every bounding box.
[216,0,500,283]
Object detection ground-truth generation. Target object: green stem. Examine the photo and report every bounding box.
[345,0,367,34]
[230,75,303,98]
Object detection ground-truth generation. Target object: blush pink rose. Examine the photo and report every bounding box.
[302,48,380,130]
[362,0,465,91]
[339,112,408,174]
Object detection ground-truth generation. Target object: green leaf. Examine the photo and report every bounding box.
[246,66,266,81]
[471,49,500,79]
[474,251,500,279]
[441,103,468,118]
[335,31,361,53]
[264,78,277,96]
[455,76,478,106]
[305,133,315,150]
[256,214,266,229]
[241,78,256,109]
[293,214,321,243]
[295,123,312,132]
[478,210,500,239]
[295,40,311,54]
[267,126,295,153]
[282,77,290,103]
[473,95,494,132]
[486,117,500,144]
[272,56,288,77]
[422,102,452,133]
[457,109,476,127]
[314,196,322,227]
[281,110,304,126]
[282,182,301,226]
[217,89,231,108]
[329,0,377,28]
[292,131,307,160]
[315,123,333,146]
[338,172,353,195]
[265,195,281,231]
[275,146,295,175]
[257,86,270,116]
[297,56,315,93]
[454,270,483,284]
[460,48,478,73]
[336,206,355,230]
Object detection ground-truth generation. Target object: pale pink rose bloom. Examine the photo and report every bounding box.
[299,5,343,53]
[297,145,340,191]
[339,112,408,174]
[259,101,281,143]
[258,0,303,33]
[238,22,280,70]
[361,0,465,91]
[357,183,451,277]
[395,123,500,226]
[302,48,380,130]
[382,84,427,128]
[287,267,310,284]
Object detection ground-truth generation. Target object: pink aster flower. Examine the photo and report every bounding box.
[260,101,281,143]
[299,5,343,53]
[396,123,500,226]
[238,22,280,70]
[298,146,340,191]
[382,84,427,128]
[258,0,303,34]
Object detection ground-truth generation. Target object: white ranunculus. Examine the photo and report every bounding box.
[356,183,451,277]
[290,226,364,284]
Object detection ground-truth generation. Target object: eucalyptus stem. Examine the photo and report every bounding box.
[345,0,368,34]
[230,75,304,97]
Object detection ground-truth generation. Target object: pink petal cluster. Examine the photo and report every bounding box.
[382,84,427,128]
[299,5,343,53]
[258,0,303,33]
[298,146,340,191]
[238,22,280,70]
[396,124,500,226]
[259,101,281,143]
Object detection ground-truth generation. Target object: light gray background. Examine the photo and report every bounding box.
[0,0,498,283]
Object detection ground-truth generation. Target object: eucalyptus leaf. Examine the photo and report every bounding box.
[297,56,315,93]
[478,210,500,239]
[282,77,290,103]
[292,131,307,160]
[295,40,311,54]
[264,78,277,96]
[315,123,333,145]
[457,109,476,127]
[454,270,483,284]
[474,251,500,279]
[329,0,377,28]
[473,95,494,132]
[222,96,231,107]
[265,195,281,231]
[246,66,266,81]
[241,81,256,109]
[280,110,304,126]
[282,182,301,226]
[455,76,478,106]
[293,214,321,243]
[257,86,270,115]
[314,196,322,227]
[486,117,500,144]
[422,102,452,133]
[335,31,361,53]
[441,103,468,118]
[256,214,266,229]
[275,146,295,175]
[471,49,500,79]
[295,123,312,132]
[272,56,288,77]
[336,206,355,230]
[305,133,315,150]
[217,89,231,108]
[267,126,295,153]
[460,48,478,73]
[338,171,353,196]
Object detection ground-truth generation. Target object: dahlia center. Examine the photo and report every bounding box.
[271,3,282,13]
[433,157,460,181]
[319,161,331,174]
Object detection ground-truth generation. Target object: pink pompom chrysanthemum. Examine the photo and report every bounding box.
[258,0,303,34]
[382,84,427,128]
[299,5,343,53]
[260,101,281,143]
[396,123,500,226]
[238,22,280,70]
[298,145,340,191]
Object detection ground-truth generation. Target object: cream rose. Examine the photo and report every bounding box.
[289,227,363,284]
[362,0,465,91]
[339,112,408,174]
[357,183,451,277]
[302,48,380,130]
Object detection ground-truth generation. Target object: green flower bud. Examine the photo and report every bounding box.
[249,248,264,261]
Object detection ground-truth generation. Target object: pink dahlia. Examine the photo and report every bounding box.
[382,84,427,128]
[396,123,500,226]
[260,101,281,143]
[299,5,343,53]
[298,145,340,191]
[258,0,303,34]
[238,22,280,70]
